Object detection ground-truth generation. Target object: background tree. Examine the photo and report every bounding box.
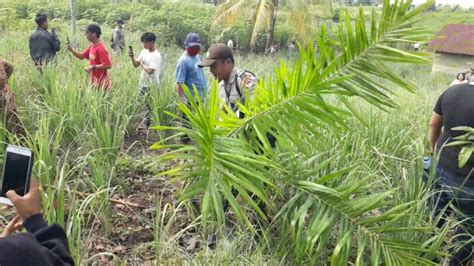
[71,0,76,36]
[212,0,333,52]
[213,0,280,52]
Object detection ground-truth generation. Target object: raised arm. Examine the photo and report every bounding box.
[68,45,85,60]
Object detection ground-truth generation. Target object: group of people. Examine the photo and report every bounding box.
[1,11,474,265]
[0,15,262,265]
[26,13,258,133]
[450,71,470,86]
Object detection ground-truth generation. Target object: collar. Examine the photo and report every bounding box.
[225,67,240,84]
[36,26,47,31]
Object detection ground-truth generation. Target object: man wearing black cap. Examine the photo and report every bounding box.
[199,44,277,149]
[29,13,61,70]
[199,43,257,119]
[68,24,112,90]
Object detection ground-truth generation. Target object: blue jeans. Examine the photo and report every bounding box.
[429,164,474,265]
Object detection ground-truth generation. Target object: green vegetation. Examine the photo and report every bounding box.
[0,0,473,264]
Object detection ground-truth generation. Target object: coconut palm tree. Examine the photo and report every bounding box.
[154,0,450,263]
[70,0,76,36]
[212,0,332,52]
[212,0,280,52]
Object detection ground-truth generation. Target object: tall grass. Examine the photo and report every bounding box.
[0,25,463,264]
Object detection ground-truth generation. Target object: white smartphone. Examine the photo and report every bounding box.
[0,145,34,206]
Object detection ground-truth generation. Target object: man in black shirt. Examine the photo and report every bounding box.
[29,14,61,70]
[429,80,474,265]
[0,181,74,265]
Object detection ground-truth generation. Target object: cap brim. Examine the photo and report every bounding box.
[198,58,216,68]
[186,42,202,48]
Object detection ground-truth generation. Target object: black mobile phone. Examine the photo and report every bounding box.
[66,37,70,45]
[128,45,133,52]
[0,145,34,206]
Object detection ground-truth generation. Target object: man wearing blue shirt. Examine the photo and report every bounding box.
[176,32,207,102]
[175,32,207,144]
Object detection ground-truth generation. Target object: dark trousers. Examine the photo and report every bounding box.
[428,165,474,265]
[140,87,153,128]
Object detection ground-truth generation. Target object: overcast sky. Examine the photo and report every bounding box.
[412,0,474,7]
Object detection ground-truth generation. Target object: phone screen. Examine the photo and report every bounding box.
[0,152,31,197]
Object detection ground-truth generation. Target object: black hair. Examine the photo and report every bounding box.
[35,13,48,26]
[457,73,465,80]
[141,32,156,43]
[86,24,102,37]
[117,19,124,24]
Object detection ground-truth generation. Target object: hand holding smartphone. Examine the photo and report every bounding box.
[128,45,134,57]
[66,37,72,50]
[0,145,34,206]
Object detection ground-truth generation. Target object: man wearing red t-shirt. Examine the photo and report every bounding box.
[68,24,112,90]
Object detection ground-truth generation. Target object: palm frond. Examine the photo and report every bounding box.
[212,0,254,31]
[152,85,283,230]
[233,0,435,147]
[249,0,274,48]
[153,0,447,263]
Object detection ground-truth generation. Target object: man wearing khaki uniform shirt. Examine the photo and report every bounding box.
[198,44,258,119]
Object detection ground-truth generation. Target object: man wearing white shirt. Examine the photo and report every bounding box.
[129,32,162,130]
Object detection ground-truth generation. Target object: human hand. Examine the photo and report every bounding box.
[84,65,94,73]
[0,215,22,238]
[6,181,42,222]
[128,49,134,58]
[66,38,72,51]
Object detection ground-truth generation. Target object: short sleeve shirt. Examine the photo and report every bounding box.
[138,49,161,88]
[112,28,125,47]
[218,67,258,112]
[176,52,207,99]
[434,83,474,177]
[82,43,112,89]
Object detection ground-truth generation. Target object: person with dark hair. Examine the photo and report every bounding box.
[428,75,474,265]
[111,19,125,53]
[450,72,468,86]
[129,32,162,131]
[67,24,112,90]
[269,41,278,57]
[227,36,236,51]
[28,13,61,70]
[199,43,257,118]
[0,181,74,265]
[199,44,277,145]
[288,40,297,59]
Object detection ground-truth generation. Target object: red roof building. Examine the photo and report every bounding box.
[429,24,474,56]
[430,24,474,74]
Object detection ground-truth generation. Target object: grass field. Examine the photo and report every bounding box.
[0,5,473,265]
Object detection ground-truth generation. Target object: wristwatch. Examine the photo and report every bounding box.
[92,65,96,71]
